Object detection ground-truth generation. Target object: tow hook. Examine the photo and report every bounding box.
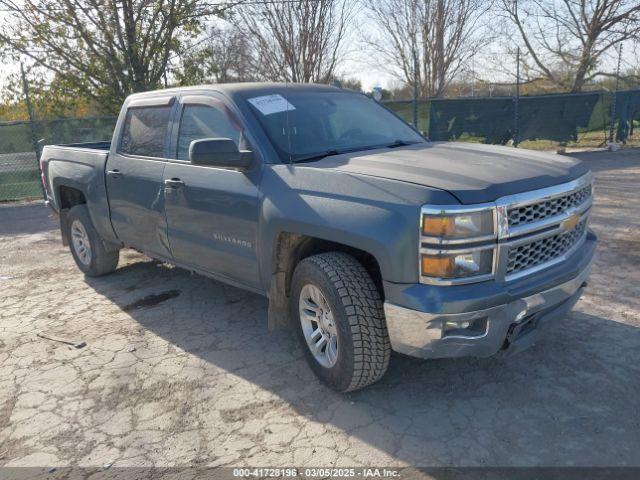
[503,313,538,349]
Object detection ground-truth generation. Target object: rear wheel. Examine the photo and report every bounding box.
[290,252,390,392]
[66,205,119,277]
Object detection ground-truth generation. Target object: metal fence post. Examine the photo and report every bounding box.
[513,47,520,147]
[608,44,623,149]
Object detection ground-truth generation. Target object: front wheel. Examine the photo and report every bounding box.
[66,205,119,277]
[290,252,391,392]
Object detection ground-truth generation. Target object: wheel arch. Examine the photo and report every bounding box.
[266,231,384,330]
[56,184,88,246]
[274,232,383,298]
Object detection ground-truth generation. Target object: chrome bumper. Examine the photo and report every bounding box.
[384,256,593,359]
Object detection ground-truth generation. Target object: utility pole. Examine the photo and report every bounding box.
[513,47,520,147]
[21,62,46,199]
[471,57,475,97]
[210,25,217,83]
[608,43,623,150]
[413,46,419,129]
[20,62,40,163]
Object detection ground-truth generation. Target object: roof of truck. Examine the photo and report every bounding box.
[126,82,343,100]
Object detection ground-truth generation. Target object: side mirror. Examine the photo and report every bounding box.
[189,138,253,169]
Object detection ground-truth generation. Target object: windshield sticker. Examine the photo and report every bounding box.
[247,94,295,116]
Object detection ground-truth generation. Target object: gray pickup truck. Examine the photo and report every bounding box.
[41,83,596,391]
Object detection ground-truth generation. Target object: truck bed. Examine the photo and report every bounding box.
[40,141,113,230]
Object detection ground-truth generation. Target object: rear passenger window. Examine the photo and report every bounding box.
[120,106,171,157]
[177,105,244,161]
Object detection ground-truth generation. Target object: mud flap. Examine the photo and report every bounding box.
[267,271,292,331]
[59,208,69,246]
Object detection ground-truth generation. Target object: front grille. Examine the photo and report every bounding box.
[508,184,591,228]
[506,219,587,276]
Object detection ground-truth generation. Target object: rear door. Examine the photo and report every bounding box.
[106,96,174,258]
[163,94,262,290]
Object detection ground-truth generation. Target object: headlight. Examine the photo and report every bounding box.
[421,209,494,240]
[421,249,494,279]
[420,204,497,284]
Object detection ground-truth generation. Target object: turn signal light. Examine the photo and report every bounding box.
[421,210,494,239]
[422,216,456,237]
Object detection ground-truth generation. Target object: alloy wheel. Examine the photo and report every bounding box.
[299,283,339,368]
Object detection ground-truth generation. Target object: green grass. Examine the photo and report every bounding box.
[519,129,640,151]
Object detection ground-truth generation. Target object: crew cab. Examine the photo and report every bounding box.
[40,83,597,391]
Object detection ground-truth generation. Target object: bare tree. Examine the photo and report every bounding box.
[0,0,223,112]
[207,24,255,83]
[365,0,493,98]
[174,23,255,86]
[236,0,354,83]
[501,0,640,92]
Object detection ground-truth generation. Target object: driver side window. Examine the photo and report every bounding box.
[177,104,244,161]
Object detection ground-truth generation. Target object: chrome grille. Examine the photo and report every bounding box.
[506,219,587,276]
[508,184,591,228]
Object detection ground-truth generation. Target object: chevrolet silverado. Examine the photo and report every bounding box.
[40,83,597,391]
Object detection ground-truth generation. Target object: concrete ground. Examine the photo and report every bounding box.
[1,149,639,469]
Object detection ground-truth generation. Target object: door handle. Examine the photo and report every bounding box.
[107,169,122,178]
[164,178,185,189]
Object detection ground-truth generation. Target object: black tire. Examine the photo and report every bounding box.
[290,252,391,392]
[66,205,119,277]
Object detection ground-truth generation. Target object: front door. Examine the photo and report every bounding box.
[106,98,174,258]
[163,95,262,290]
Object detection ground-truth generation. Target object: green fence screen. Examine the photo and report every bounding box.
[385,89,640,145]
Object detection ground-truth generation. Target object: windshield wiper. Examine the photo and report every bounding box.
[386,139,419,148]
[290,141,420,163]
[291,149,341,163]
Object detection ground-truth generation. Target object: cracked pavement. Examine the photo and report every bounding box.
[1,149,639,468]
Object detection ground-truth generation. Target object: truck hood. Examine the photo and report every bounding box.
[300,142,589,204]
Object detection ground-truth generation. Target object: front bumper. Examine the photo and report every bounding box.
[384,232,595,359]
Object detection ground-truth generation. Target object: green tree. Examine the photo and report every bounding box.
[0,0,223,113]
[0,69,96,120]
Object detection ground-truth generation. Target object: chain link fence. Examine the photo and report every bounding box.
[0,116,117,201]
[0,89,638,201]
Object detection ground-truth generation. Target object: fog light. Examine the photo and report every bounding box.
[442,317,488,338]
[444,320,471,330]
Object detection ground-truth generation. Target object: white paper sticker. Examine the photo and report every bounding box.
[247,94,295,116]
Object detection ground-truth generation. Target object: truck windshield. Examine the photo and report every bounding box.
[244,90,425,163]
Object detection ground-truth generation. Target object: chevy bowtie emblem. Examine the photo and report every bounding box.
[561,213,580,232]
